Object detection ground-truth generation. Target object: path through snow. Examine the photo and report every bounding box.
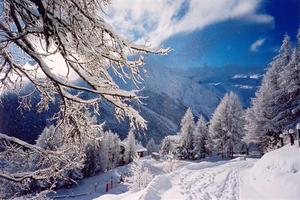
[97,158,256,200]
[161,159,255,200]
[52,145,300,200]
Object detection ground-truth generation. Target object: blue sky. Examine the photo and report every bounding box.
[108,0,300,69]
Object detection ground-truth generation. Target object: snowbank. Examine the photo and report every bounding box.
[248,145,300,200]
[139,175,172,200]
[97,175,172,200]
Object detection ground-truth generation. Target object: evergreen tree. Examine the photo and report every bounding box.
[244,80,277,152]
[146,138,158,154]
[209,92,244,158]
[124,129,137,163]
[160,136,173,156]
[276,28,300,129]
[244,34,292,153]
[193,115,209,159]
[178,108,195,159]
[99,131,121,171]
[267,34,291,130]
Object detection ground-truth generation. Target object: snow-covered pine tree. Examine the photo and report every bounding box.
[146,138,158,154]
[265,34,291,130]
[124,129,137,163]
[243,108,268,153]
[178,108,195,159]
[193,115,209,159]
[160,136,173,155]
[126,158,153,192]
[209,92,244,158]
[244,34,292,153]
[243,80,276,153]
[99,130,121,171]
[276,29,300,129]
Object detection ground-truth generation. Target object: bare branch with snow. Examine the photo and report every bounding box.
[0,0,170,129]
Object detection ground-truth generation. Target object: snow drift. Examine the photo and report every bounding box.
[248,145,300,200]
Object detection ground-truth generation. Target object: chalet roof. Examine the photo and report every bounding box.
[136,143,147,152]
[151,152,160,156]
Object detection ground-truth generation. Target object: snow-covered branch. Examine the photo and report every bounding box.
[0,0,170,129]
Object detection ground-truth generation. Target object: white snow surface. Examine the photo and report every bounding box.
[97,158,255,200]
[241,145,300,200]
[53,145,300,200]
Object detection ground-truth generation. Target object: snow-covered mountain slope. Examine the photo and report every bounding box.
[97,90,187,142]
[0,64,263,143]
[99,63,263,140]
[143,65,220,117]
[143,63,263,117]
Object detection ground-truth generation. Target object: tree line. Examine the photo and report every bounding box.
[160,29,300,159]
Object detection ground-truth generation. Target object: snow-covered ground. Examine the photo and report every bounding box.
[52,145,300,200]
[240,145,300,200]
[49,165,130,199]
[97,158,255,200]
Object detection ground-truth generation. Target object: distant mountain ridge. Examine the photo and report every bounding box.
[143,63,263,114]
[0,63,264,144]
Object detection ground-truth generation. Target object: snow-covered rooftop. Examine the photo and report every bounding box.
[136,143,147,152]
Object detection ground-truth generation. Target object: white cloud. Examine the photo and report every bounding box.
[250,38,266,52]
[106,0,273,47]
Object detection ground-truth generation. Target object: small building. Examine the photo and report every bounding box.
[151,152,160,160]
[119,141,147,159]
[136,143,147,158]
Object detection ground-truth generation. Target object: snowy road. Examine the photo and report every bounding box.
[54,146,300,200]
[98,158,257,200]
[160,159,255,200]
